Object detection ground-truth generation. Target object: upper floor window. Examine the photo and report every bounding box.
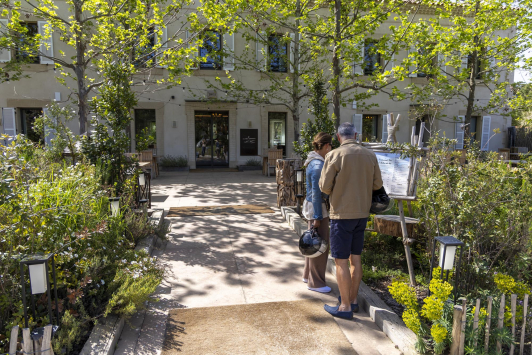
[134,27,156,68]
[199,31,222,70]
[363,40,381,76]
[416,47,437,78]
[15,22,39,64]
[268,35,287,73]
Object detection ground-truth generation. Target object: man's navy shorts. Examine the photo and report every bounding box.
[330,218,368,259]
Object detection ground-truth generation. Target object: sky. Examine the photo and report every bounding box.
[515,48,532,83]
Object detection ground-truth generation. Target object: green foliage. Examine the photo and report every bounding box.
[135,127,156,153]
[0,138,164,354]
[293,75,338,160]
[244,158,262,166]
[417,136,532,294]
[160,155,189,168]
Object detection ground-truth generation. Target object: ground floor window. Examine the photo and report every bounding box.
[362,114,380,142]
[268,112,286,156]
[135,109,156,150]
[464,116,479,147]
[415,115,431,145]
[20,108,43,144]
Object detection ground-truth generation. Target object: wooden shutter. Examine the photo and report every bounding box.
[480,116,491,151]
[353,42,363,75]
[455,116,465,150]
[256,31,267,71]
[0,19,11,63]
[223,32,235,71]
[352,114,363,141]
[437,53,445,74]
[38,21,54,64]
[186,31,198,69]
[43,107,56,148]
[382,114,389,143]
[2,108,16,145]
[408,47,417,77]
[155,26,168,68]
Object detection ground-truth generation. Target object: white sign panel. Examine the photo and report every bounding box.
[375,153,410,196]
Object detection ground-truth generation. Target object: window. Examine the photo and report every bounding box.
[20,108,43,143]
[134,27,156,68]
[362,115,379,142]
[364,40,381,76]
[15,22,39,64]
[464,116,479,147]
[415,115,431,145]
[268,112,286,156]
[199,31,222,70]
[416,47,436,78]
[135,109,156,149]
[268,35,287,73]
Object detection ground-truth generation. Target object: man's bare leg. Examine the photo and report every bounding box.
[335,258,352,312]
[349,254,363,304]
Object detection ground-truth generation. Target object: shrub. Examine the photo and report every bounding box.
[244,158,262,166]
[0,137,164,354]
[160,155,188,167]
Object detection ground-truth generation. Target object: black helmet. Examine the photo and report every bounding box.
[370,186,393,214]
[299,228,328,258]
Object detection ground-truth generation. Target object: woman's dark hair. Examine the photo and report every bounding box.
[312,132,332,151]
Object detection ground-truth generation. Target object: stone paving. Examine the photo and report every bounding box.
[114,170,401,355]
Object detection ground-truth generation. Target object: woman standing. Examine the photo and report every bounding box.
[302,132,333,293]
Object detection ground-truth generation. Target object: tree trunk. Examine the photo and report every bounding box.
[74,0,88,135]
[464,0,481,125]
[276,158,302,208]
[374,214,417,240]
[332,0,341,129]
[292,0,301,143]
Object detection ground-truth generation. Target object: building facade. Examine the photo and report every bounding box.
[0,9,513,169]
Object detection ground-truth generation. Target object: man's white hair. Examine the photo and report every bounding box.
[338,122,357,139]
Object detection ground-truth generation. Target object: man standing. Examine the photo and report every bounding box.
[319,122,383,320]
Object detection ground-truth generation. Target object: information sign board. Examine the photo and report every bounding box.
[375,153,411,196]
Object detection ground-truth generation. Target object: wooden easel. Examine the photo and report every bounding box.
[362,119,426,286]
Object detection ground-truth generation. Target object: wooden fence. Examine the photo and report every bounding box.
[3,324,54,355]
[451,294,530,355]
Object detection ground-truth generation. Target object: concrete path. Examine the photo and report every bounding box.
[114,170,401,355]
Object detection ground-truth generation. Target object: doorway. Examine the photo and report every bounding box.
[195,111,229,167]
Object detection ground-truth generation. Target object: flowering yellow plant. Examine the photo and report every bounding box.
[403,309,421,334]
[431,323,448,344]
[388,281,418,310]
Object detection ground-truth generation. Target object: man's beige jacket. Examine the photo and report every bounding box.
[319,139,383,219]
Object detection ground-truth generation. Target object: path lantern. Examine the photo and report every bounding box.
[20,253,59,332]
[138,172,146,187]
[429,236,465,301]
[294,168,305,215]
[108,197,120,217]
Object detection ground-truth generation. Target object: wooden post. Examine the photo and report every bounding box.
[485,296,493,353]
[496,294,506,352]
[459,298,467,355]
[451,304,463,355]
[22,328,33,355]
[511,294,517,355]
[41,324,54,355]
[398,201,416,286]
[473,298,481,348]
[520,294,528,355]
[9,325,19,355]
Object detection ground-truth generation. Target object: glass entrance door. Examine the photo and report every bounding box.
[195,111,229,167]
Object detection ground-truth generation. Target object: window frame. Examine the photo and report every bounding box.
[268,34,288,73]
[363,40,381,76]
[15,22,40,64]
[199,30,223,70]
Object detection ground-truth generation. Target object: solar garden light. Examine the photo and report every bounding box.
[20,253,60,334]
[108,197,120,217]
[139,198,149,215]
[294,168,305,215]
[138,171,146,187]
[429,236,465,301]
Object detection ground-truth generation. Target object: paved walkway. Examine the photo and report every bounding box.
[114,170,401,355]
